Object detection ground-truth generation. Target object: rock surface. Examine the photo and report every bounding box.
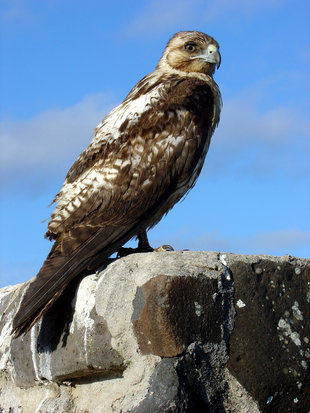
[0,251,309,412]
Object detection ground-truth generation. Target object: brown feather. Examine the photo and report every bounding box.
[12,31,222,337]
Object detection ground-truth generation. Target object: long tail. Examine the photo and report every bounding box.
[12,224,136,337]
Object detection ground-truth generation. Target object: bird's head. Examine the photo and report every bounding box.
[157,31,221,76]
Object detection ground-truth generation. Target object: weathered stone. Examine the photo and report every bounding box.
[132,274,224,357]
[0,251,309,412]
[228,258,310,412]
[10,274,125,388]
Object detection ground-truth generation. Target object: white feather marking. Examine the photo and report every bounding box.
[142,178,151,187]
[114,158,122,167]
[132,153,142,166]
[93,88,162,145]
[152,145,159,157]
[134,143,144,153]
[121,159,131,169]
[135,136,146,145]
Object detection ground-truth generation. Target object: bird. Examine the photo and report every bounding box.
[12,30,222,337]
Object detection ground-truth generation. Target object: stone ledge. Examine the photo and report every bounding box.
[0,251,309,412]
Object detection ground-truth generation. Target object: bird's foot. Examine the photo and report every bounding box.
[153,244,174,252]
[117,244,174,258]
[117,230,174,258]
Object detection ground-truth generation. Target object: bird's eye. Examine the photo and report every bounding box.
[184,42,197,52]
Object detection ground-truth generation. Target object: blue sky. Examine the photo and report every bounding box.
[0,0,309,287]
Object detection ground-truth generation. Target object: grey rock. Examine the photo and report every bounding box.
[0,251,309,412]
[228,258,310,412]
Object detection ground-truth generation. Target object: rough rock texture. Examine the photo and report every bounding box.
[0,251,309,412]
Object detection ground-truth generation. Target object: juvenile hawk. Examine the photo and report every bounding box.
[12,31,221,337]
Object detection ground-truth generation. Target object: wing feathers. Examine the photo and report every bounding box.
[47,77,216,238]
[12,73,221,337]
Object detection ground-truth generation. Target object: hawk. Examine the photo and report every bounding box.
[12,31,221,337]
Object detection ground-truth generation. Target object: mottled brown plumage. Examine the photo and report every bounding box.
[12,31,222,337]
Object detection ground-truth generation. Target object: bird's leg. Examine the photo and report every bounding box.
[139,229,174,252]
[117,229,174,258]
[117,229,153,258]
[137,229,153,251]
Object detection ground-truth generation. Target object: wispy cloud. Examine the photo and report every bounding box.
[121,0,203,38]
[167,227,310,258]
[0,0,68,25]
[0,0,39,25]
[121,0,286,37]
[249,229,310,253]
[204,0,286,20]
[206,93,310,180]
[0,93,116,193]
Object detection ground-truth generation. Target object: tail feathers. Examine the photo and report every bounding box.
[12,279,70,338]
[12,245,90,337]
[12,225,131,338]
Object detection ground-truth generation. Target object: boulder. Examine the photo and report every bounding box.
[0,251,309,412]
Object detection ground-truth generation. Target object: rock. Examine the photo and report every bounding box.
[228,258,310,412]
[0,251,309,412]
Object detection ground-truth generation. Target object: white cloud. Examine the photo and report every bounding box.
[0,0,39,24]
[216,93,310,148]
[121,0,203,38]
[204,0,286,20]
[167,227,310,258]
[249,229,310,252]
[0,93,116,192]
[0,0,65,25]
[121,0,286,37]
[205,93,310,180]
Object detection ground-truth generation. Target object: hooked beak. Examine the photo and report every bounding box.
[190,44,221,69]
